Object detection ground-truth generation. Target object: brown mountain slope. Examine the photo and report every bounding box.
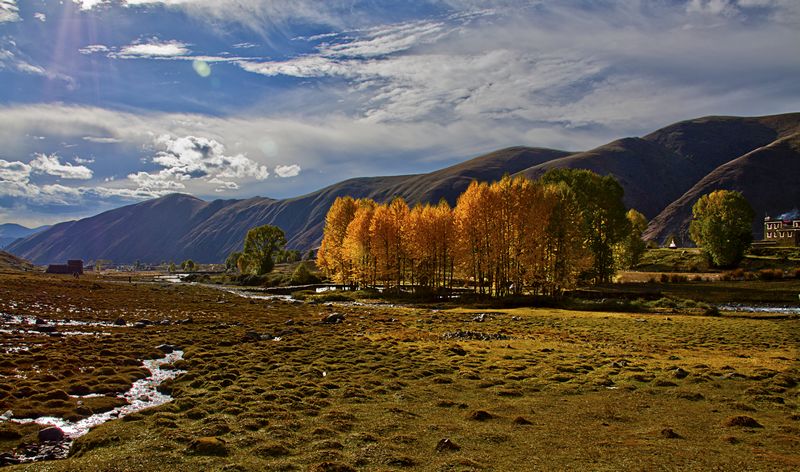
[0,251,34,272]
[8,147,567,264]
[517,113,800,218]
[644,132,800,245]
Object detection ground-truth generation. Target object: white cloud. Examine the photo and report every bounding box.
[0,0,19,23]
[236,56,350,78]
[73,0,109,10]
[274,164,301,178]
[73,156,95,164]
[0,39,77,89]
[82,136,122,143]
[321,20,449,58]
[127,170,187,190]
[686,0,739,16]
[0,159,31,186]
[117,39,191,58]
[29,153,93,180]
[127,135,271,193]
[34,12,46,22]
[79,44,110,55]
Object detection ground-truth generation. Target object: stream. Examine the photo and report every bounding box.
[1,350,185,464]
[717,303,800,315]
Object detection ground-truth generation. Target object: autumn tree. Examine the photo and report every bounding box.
[242,224,287,275]
[540,169,629,284]
[405,200,455,292]
[317,196,358,283]
[539,183,591,295]
[370,198,409,290]
[454,181,497,295]
[342,199,377,287]
[689,190,754,267]
[615,209,649,269]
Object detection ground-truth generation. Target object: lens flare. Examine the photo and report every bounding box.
[192,60,211,78]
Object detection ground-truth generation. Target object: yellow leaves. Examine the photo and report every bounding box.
[318,175,597,295]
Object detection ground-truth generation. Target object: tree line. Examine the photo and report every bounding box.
[317,169,648,296]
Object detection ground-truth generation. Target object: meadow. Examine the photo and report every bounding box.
[0,272,798,471]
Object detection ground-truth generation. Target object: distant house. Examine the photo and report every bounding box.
[46,259,84,275]
[763,214,800,247]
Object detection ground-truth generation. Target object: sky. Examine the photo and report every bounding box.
[0,0,798,227]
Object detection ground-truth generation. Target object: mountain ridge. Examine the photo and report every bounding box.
[7,113,800,264]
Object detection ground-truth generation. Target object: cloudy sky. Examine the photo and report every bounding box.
[0,0,798,226]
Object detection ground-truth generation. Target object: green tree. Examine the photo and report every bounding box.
[689,190,754,267]
[225,251,242,272]
[615,209,649,269]
[540,169,630,283]
[291,262,319,285]
[243,225,287,275]
[181,259,196,272]
[168,262,176,273]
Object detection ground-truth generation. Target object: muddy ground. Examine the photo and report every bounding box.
[0,272,798,471]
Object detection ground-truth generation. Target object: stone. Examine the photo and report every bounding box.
[448,345,467,356]
[513,416,533,425]
[38,426,65,442]
[113,317,126,326]
[660,428,683,439]
[156,344,178,354]
[472,313,486,322]
[723,416,763,428]
[322,313,345,324]
[435,438,461,452]
[468,410,493,421]
[672,367,689,379]
[0,452,20,466]
[188,437,228,456]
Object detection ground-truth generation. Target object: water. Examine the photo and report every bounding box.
[4,350,185,462]
[220,287,298,303]
[717,304,800,315]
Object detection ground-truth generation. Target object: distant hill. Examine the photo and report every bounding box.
[0,250,34,272]
[517,114,799,220]
[7,112,800,263]
[8,147,568,264]
[0,224,51,249]
[644,131,800,245]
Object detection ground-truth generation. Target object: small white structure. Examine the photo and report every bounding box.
[668,239,677,249]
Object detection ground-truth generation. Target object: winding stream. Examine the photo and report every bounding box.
[3,350,185,463]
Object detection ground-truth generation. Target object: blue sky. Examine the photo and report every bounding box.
[0,0,798,226]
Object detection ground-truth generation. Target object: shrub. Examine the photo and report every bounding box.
[691,275,703,282]
[290,262,320,285]
[660,273,670,283]
[758,269,783,281]
[669,274,687,283]
[234,274,267,286]
[794,268,800,279]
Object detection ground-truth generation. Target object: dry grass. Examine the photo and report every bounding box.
[0,273,798,471]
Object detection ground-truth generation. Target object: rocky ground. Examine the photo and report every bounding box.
[0,272,798,471]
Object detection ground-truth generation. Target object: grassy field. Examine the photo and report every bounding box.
[635,247,800,274]
[0,273,798,471]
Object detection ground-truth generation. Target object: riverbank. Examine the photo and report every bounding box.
[0,272,797,470]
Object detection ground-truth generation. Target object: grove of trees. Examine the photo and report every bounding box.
[318,170,638,296]
[689,190,754,267]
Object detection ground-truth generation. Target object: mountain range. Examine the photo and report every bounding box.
[0,224,51,250]
[7,112,799,264]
